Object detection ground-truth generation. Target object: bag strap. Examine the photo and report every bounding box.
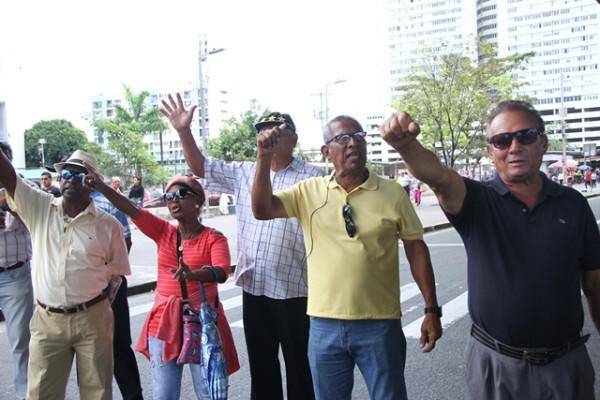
[177,229,189,302]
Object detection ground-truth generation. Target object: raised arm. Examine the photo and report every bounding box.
[84,166,141,219]
[0,146,17,197]
[381,112,466,215]
[160,93,205,177]
[403,239,442,352]
[251,124,288,220]
[582,269,600,335]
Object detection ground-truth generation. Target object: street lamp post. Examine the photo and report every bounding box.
[198,39,225,151]
[324,79,347,125]
[38,138,46,167]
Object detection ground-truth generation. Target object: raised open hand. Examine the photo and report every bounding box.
[160,93,197,132]
[380,112,421,150]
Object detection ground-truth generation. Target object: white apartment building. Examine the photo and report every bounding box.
[495,0,600,153]
[90,86,231,175]
[387,0,600,157]
[387,0,478,97]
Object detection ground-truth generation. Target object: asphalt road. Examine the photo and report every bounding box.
[0,197,599,399]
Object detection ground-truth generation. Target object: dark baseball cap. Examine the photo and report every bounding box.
[254,112,296,133]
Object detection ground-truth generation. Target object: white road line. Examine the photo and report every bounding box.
[402,291,469,339]
[423,243,464,247]
[231,282,425,329]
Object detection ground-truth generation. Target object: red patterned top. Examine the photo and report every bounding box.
[132,209,239,374]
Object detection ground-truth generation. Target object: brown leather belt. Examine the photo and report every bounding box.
[37,293,107,314]
[471,323,589,365]
[0,261,25,273]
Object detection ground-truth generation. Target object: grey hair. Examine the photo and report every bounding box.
[322,115,364,143]
[486,100,545,134]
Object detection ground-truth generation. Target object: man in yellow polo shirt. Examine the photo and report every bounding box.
[251,115,442,399]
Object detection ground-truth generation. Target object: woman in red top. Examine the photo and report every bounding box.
[88,173,239,400]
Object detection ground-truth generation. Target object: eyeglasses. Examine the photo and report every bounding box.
[60,170,86,182]
[326,131,367,145]
[342,203,357,238]
[487,127,543,150]
[163,188,195,202]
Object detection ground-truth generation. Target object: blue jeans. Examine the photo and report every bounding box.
[308,317,408,400]
[0,261,33,400]
[148,336,210,400]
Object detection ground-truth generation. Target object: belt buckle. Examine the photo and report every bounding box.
[523,350,553,365]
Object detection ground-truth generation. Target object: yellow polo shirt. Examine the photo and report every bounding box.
[275,171,423,320]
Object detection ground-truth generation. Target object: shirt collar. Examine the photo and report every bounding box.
[329,168,379,192]
[54,197,99,220]
[488,171,563,199]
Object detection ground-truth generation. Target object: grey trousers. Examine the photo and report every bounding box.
[466,336,596,400]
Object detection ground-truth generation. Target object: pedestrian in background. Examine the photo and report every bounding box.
[88,172,239,400]
[92,189,144,400]
[0,149,131,400]
[111,176,124,194]
[162,93,320,400]
[0,142,33,400]
[382,100,600,399]
[40,171,61,197]
[252,115,442,400]
[128,175,145,207]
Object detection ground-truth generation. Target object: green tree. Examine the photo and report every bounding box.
[395,42,534,168]
[207,100,269,161]
[94,85,167,181]
[24,119,89,167]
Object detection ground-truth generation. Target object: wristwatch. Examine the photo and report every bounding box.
[424,306,442,317]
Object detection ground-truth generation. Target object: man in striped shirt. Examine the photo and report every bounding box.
[161,94,322,400]
[0,142,33,400]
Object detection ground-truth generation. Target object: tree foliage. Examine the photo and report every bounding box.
[24,119,89,167]
[93,85,167,183]
[395,42,534,168]
[207,100,269,161]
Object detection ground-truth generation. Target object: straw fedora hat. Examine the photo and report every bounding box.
[53,150,99,173]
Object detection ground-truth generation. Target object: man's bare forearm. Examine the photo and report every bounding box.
[251,154,276,220]
[176,127,206,177]
[404,239,438,307]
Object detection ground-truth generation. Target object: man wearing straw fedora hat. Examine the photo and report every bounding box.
[0,148,131,400]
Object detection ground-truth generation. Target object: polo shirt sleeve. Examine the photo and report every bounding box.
[579,200,600,271]
[397,191,424,240]
[6,175,53,230]
[203,158,241,195]
[443,177,478,232]
[106,218,131,276]
[274,182,302,219]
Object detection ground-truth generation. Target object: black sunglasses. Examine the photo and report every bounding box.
[487,127,543,150]
[342,203,357,238]
[163,187,195,202]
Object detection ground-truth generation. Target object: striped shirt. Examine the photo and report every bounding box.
[203,157,324,299]
[0,211,32,267]
[91,192,131,239]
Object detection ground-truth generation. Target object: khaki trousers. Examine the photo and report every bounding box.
[27,299,114,400]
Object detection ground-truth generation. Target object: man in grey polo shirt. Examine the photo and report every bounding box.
[161,93,322,400]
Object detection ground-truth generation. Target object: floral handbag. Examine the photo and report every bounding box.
[176,229,203,365]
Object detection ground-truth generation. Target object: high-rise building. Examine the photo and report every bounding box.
[495,0,600,152]
[387,0,600,154]
[90,85,231,175]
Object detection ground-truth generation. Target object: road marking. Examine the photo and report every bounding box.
[423,243,464,247]
[402,291,469,339]
[230,282,425,329]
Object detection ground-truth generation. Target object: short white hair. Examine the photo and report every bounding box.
[111,176,121,183]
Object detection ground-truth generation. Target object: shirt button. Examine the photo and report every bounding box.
[522,208,527,213]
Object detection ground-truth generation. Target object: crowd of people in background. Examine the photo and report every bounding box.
[0,97,598,400]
